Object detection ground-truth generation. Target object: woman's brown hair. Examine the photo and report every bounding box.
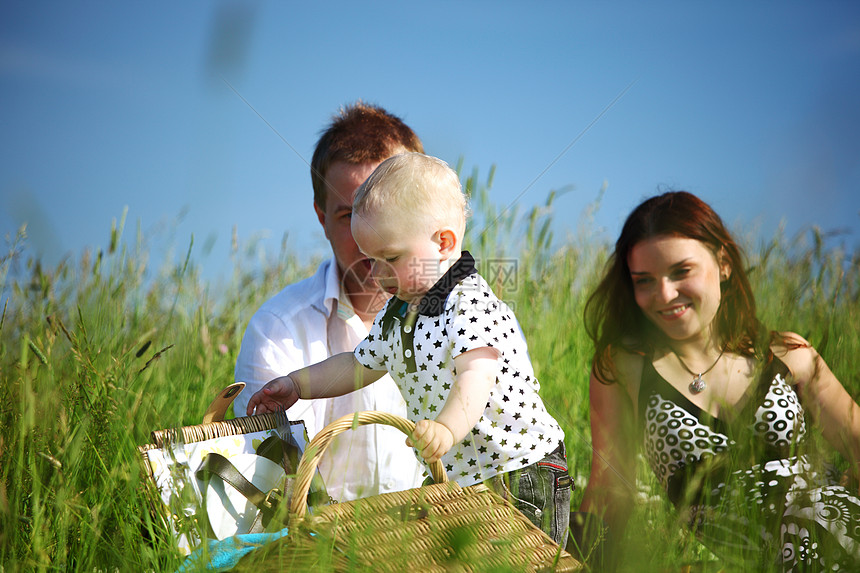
[584,191,764,382]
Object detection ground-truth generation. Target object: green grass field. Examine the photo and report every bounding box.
[1,180,857,572]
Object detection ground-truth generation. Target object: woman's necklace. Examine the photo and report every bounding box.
[673,346,726,395]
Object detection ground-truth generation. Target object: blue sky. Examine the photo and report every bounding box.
[2,2,859,284]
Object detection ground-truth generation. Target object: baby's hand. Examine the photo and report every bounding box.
[246,375,300,416]
[406,419,455,463]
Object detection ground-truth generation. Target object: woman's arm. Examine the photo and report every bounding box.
[578,353,641,563]
[778,333,860,485]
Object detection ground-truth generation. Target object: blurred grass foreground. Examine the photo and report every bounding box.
[1,174,858,572]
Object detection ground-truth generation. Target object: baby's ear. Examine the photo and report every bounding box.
[436,227,459,258]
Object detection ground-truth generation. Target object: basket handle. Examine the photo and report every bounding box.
[202,382,246,424]
[289,411,448,518]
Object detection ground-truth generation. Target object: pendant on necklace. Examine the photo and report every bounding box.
[688,374,706,395]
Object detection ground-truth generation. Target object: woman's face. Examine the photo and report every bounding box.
[627,235,728,345]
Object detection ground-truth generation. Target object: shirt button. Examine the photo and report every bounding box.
[404,325,412,333]
[405,349,413,358]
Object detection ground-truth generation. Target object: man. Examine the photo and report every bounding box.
[234,102,426,501]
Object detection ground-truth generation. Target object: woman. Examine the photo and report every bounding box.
[577,191,860,571]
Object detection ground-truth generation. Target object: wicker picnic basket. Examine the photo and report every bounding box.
[139,383,322,554]
[237,410,582,572]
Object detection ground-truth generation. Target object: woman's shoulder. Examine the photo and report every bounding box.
[589,345,647,421]
[599,343,646,393]
[770,331,818,383]
[612,344,646,373]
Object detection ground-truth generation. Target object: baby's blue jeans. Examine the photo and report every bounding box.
[487,441,572,545]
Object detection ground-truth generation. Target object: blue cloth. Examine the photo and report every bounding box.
[176,528,289,572]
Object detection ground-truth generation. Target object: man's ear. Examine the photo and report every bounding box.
[436,228,459,259]
[718,247,732,282]
[313,201,330,240]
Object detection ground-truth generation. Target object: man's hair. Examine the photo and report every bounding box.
[311,102,423,209]
[353,152,467,237]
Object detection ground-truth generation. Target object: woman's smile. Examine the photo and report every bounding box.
[657,303,691,320]
[629,236,726,344]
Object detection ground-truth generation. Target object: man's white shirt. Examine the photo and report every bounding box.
[234,258,425,501]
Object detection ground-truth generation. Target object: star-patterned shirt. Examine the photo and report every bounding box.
[354,251,564,487]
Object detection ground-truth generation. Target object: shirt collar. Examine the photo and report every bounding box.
[415,250,476,316]
[321,258,357,320]
[381,251,476,332]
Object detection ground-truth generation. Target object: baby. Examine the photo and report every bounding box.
[247,152,570,544]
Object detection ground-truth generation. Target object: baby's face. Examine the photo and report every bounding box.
[352,208,446,305]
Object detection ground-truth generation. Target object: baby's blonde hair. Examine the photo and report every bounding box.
[353,152,468,237]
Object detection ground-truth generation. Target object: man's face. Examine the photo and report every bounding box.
[314,161,382,300]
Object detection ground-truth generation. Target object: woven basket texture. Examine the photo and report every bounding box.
[148,411,290,448]
[242,481,581,571]
[237,411,582,572]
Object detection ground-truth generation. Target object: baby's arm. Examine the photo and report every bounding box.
[247,351,386,415]
[409,347,500,463]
